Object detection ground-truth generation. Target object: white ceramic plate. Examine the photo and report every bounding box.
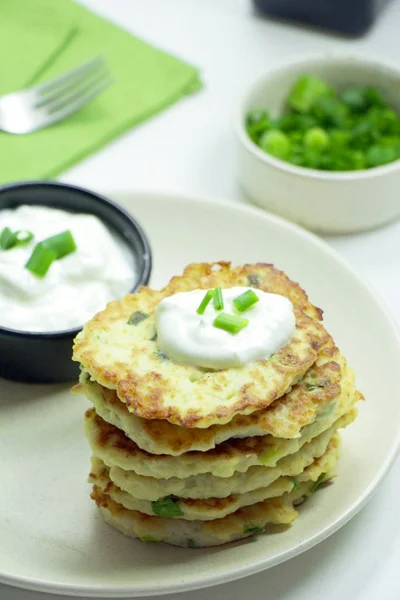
[1,192,400,598]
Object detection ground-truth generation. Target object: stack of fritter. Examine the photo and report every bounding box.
[72,263,362,548]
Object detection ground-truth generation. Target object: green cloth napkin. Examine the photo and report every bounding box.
[0,0,201,183]
[0,0,77,94]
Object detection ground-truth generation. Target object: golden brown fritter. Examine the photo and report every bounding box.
[91,484,300,548]
[89,406,358,501]
[88,433,340,521]
[73,262,330,428]
[75,336,343,455]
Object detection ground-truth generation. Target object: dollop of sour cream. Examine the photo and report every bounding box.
[0,205,135,332]
[155,287,296,369]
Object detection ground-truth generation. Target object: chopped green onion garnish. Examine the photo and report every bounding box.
[15,230,34,245]
[25,243,57,278]
[24,229,76,277]
[260,129,291,159]
[0,227,18,250]
[41,230,76,259]
[233,289,259,312]
[127,311,149,325]
[196,289,214,315]
[151,496,183,518]
[304,127,330,151]
[288,75,333,113]
[213,312,249,335]
[213,286,224,310]
[0,227,34,250]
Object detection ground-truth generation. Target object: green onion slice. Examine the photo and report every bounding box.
[15,230,34,245]
[0,227,34,251]
[25,243,57,278]
[41,230,76,259]
[24,229,76,277]
[213,312,249,335]
[290,477,300,490]
[233,289,259,312]
[213,286,224,310]
[308,472,327,495]
[196,289,214,315]
[0,227,18,250]
[244,525,265,534]
[151,496,183,518]
[127,311,149,325]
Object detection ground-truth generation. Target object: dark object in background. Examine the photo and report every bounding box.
[253,0,393,37]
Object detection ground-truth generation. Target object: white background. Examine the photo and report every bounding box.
[2,0,400,598]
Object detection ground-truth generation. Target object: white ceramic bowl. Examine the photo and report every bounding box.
[234,54,400,234]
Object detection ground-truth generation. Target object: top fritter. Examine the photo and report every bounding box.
[73,262,329,428]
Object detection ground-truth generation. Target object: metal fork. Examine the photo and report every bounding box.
[0,57,113,134]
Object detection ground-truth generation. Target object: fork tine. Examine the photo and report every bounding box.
[37,56,105,95]
[35,62,109,109]
[44,77,113,124]
[46,69,113,114]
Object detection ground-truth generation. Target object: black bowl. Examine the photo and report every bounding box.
[0,181,152,383]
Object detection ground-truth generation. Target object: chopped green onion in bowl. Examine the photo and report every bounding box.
[25,243,57,278]
[0,227,17,250]
[304,127,330,151]
[259,130,291,159]
[288,75,333,113]
[15,230,34,245]
[24,229,77,278]
[0,227,34,250]
[246,75,400,171]
[41,230,77,259]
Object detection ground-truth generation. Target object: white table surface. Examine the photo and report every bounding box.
[2,0,400,598]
